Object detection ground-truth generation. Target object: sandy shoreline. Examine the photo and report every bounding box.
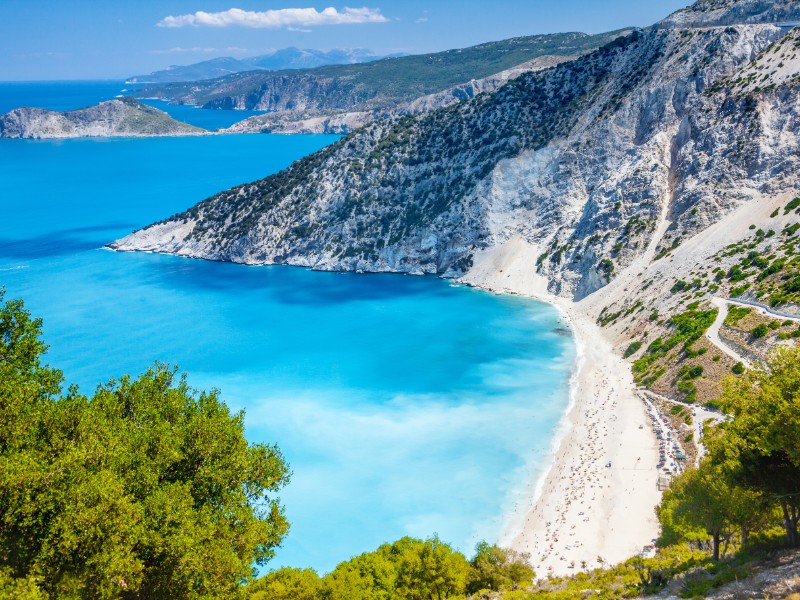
[459,238,661,576]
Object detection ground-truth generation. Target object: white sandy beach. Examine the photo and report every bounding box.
[460,237,661,577]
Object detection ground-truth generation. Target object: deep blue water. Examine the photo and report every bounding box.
[0,80,266,131]
[0,82,574,573]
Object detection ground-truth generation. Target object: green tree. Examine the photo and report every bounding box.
[0,293,291,598]
[717,347,800,546]
[320,545,399,600]
[247,567,321,600]
[656,460,762,561]
[395,536,468,600]
[466,541,535,593]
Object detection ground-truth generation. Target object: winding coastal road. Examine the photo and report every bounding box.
[706,296,800,368]
[707,298,752,367]
[723,296,800,323]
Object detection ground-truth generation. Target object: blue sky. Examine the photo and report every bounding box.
[1,1,692,80]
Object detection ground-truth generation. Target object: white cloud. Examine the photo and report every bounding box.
[157,6,388,29]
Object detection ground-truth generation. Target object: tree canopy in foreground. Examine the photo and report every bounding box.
[657,346,800,560]
[247,536,535,600]
[0,292,291,598]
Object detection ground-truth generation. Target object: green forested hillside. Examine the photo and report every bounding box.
[133,30,630,111]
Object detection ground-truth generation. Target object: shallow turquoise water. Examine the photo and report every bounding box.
[0,89,574,572]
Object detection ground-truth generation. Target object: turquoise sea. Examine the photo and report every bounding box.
[0,82,574,572]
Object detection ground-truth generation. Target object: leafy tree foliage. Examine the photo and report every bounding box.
[466,541,535,593]
[395,536,468,600]
[657,460,765,560]
[248,538,536,600]
[248,567,321,600]
[658,347,800,559]
[0,292,291,598]
[717,347,800,546]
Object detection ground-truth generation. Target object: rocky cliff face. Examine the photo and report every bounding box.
[112,0,800,301]
[661,0,800,27]
[0,98,205,139]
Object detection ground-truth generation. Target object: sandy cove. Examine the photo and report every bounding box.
[459,237,661,577]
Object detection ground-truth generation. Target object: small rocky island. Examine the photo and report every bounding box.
[0,97,205,139]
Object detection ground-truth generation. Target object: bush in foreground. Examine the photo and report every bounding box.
[247,538,535,599]
[0,292,291,598]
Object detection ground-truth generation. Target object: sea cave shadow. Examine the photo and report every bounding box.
[134,252,453,307]
[0,223,138,259]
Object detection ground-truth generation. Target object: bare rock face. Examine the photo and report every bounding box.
[0,97,205,139]
[111,0,800,301]
[661,0,800,28]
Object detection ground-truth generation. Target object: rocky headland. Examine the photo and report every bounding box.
[0,97,206,139]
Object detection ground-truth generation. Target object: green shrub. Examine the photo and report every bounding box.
[624,341,643,358]
[724,306,751,326]
[727,265,747,282]
[784,197,800,214]
[687,365,704,379]
[751,323,769,338]
[671,280,689,293]
[730,283,751,296]
[598,258,615,278]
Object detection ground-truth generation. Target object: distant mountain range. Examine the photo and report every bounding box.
[131,30,630,129]
[127,48,404,84]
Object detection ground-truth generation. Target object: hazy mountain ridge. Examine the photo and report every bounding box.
[0,97,205,139]
[130,31,630,124]
[127,48,397,84]
[113,0,800,301]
